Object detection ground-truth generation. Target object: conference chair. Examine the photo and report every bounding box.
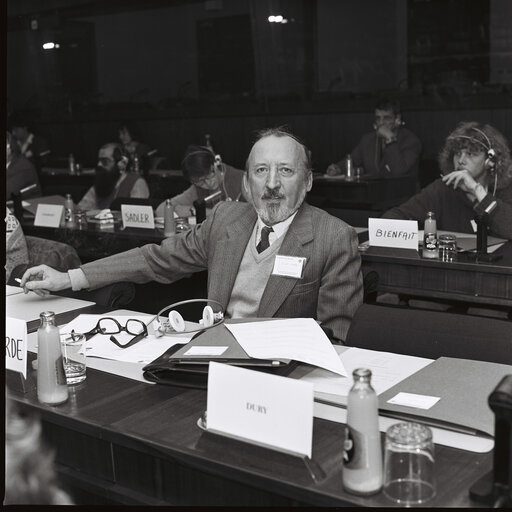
[345,303,512,364]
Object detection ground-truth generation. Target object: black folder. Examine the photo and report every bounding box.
[143,321,296,389]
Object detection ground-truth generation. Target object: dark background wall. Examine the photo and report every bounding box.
[7,0,512,171]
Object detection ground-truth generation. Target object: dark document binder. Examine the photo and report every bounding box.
[143,322,296,389]
[378,357,512,437]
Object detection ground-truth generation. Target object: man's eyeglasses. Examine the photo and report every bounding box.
[190,170,217,187]
[79,317,148,348]
[98,157,114,166]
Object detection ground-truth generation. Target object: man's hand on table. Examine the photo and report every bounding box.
[20,265,72,297]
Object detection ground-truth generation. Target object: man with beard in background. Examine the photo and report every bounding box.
[77,142,150,210]
[21,128,363,343]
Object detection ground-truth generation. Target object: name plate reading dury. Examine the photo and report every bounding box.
[121,204,155,229]
[206,362,314,457]
[34,204,64,228]
[368,218,418,249]
[6,317,28,378]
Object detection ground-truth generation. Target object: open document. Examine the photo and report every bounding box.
[299,346,434,404]
[224,318,346,376]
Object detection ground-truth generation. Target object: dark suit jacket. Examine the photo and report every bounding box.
[81,202,363,342]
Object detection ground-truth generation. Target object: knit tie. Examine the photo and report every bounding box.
[256,226,273,253]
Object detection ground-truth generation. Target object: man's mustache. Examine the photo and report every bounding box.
[262,188,285,200]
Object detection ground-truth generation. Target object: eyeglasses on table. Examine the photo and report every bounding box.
[76,317,148,348]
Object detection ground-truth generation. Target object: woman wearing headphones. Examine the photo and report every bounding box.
[383,121,512,239]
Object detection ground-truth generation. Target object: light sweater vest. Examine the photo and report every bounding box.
[227,226,285,319]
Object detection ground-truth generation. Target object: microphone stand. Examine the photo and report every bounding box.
[473,213,501,262]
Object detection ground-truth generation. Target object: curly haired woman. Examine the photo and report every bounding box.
[383,121,512,239]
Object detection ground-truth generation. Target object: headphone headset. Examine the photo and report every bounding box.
[154,299,225,336]
[167,305,223,332]
[450,129,496,170]
[471,127,496,172]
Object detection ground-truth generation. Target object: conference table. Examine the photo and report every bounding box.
[9,332,492,507]
[360,241,512,311]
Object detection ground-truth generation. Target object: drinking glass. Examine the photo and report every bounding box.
[439,234,457,262]
[383,422,436,505]
[60,333,87,384]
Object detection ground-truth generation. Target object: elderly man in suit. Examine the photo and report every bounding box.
[21,128,363,342]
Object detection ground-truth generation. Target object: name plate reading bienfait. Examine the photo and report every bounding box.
[121,204,155,229]
[6,317,28,378]
[368,218,418,250]
[206,362,314,458]
[34,203,64,227]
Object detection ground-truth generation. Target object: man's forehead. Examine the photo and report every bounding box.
[99,146,114,157]
[375,109,395,117]
[249,135,302,161]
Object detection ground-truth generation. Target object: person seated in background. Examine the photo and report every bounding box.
[6,207,81,282]
[155,144,244,218]
[326,98,422,178]
[4,395,73,505]
[118,122,153,174]
[382,121,512,240]
[8,114,51,171]
[77,142,150,211]
[21,127,363,343]
[6,131,42,200]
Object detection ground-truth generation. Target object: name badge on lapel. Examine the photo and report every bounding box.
[272,255,306,279]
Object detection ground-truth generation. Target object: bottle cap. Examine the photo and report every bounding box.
[40,311,56,320]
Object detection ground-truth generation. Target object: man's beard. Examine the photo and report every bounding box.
[93,166,120,198]
[253,187,307,225]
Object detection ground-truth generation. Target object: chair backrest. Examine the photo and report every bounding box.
[346,303,512,364]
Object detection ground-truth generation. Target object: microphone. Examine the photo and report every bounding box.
[20,183,37,195]
[204,190,222,205]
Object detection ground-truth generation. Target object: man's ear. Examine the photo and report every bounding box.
[306,171,313,192]
[242,173,251,201]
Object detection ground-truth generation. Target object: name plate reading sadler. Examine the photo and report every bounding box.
[368,218,419,249]
[206,362,314,457]
[121,204,155,229]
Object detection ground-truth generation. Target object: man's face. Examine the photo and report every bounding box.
[97,147,117,172]
[244,135,312,226]
[119,127,132,146]
[190,165,219,191]
[11,126,28,142]
[374,109,399,131]
[452,148,486,180]
[94,146,120,198]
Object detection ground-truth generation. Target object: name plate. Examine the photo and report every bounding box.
[6,317,28,378]
[121,204,155,229]
[206,362,314,457]
[368,218,418,249]
[34,204,64,227]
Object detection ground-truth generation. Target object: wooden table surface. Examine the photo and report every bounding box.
[9,349,491,507]
[361,242,512,309]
